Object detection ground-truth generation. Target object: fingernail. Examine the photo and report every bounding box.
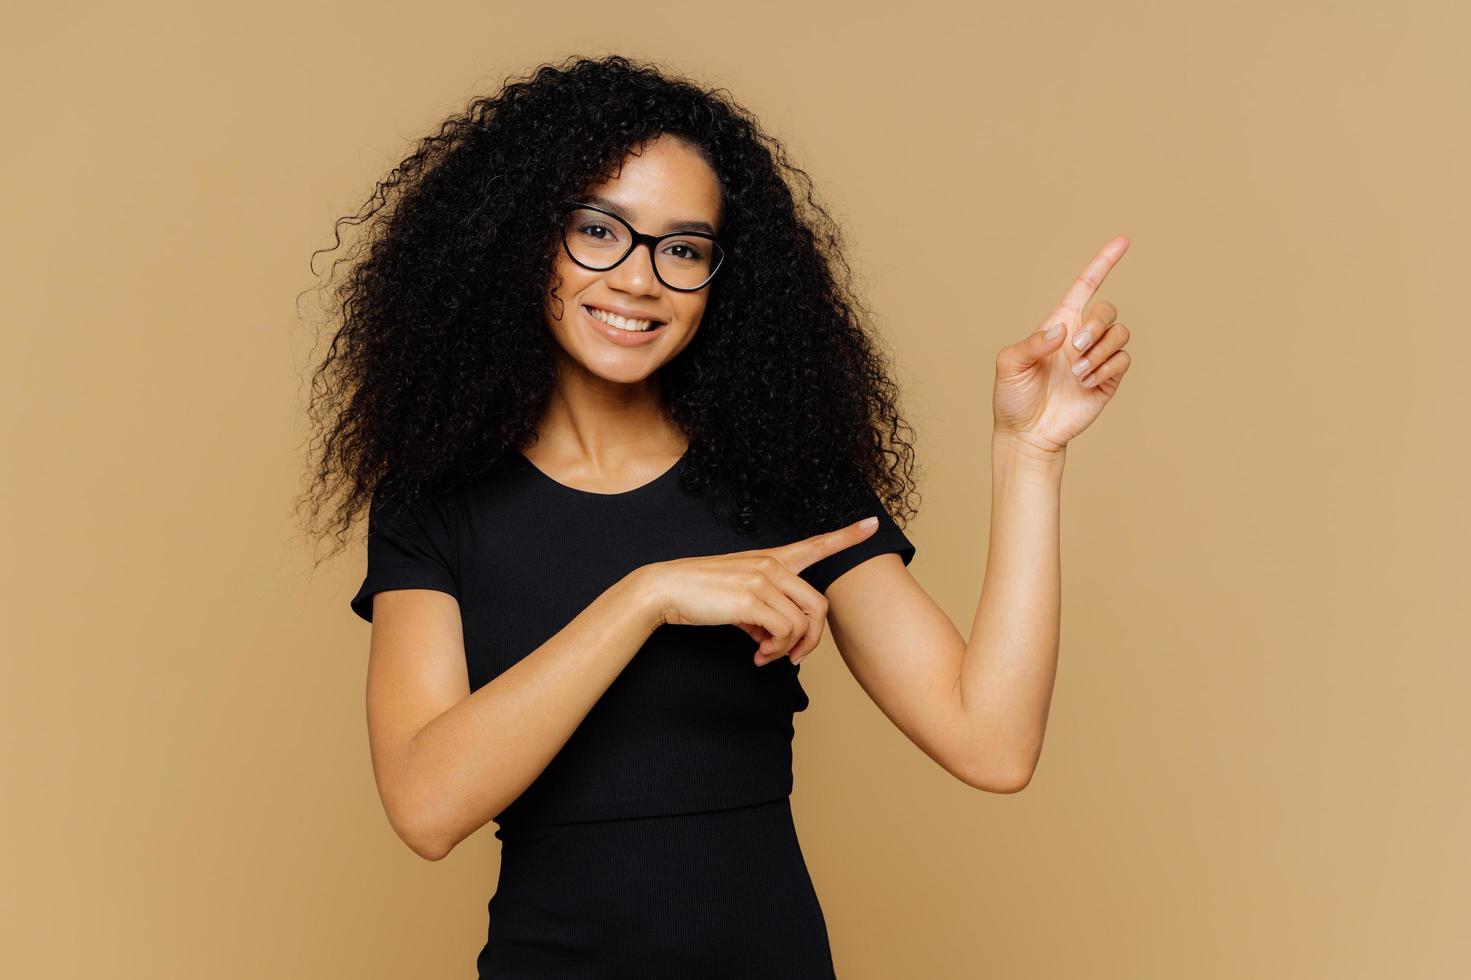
[1071,357,1090,376]
[1073,330,1093,350]
[859,516,878,528]
[1044,323,1064,340]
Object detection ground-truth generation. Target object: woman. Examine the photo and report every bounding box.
[302,54,1131,977]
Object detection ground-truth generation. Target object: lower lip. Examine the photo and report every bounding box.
[581,304,668,347]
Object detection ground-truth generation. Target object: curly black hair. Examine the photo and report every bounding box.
[296,53,920,562]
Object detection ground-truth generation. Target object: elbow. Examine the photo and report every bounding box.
[954,755,1035,795]
[384,792,458,862]
[374,741,468,861]
[395,811,455,862]
[413,841,453,862]
[404,825,453,862]
[988,765,1034,794]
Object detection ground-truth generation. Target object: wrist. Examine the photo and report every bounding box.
[992,428,1068,468]
[620,564,671,636]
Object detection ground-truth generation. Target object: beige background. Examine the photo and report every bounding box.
[5,1,1468,977]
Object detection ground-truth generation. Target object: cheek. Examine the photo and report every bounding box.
[546,262,596,320]
[673,295,710,327]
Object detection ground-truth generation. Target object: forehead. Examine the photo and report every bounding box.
[581,136,722,232]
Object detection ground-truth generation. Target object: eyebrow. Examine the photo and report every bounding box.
[580,194,719,236]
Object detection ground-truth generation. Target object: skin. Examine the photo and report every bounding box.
[364,132,1135,860]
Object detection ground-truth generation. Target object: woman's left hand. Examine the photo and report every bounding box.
[992,236,1133,456]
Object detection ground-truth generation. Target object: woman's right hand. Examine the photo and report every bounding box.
[634,516,881,666]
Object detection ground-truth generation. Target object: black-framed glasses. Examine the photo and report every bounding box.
[559,201,726,292]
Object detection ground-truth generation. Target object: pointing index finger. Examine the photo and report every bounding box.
[773,516,880,574]
[1055,235,1130,317]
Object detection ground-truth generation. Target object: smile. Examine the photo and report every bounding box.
[580,304,669,348]
[582,304,664,332]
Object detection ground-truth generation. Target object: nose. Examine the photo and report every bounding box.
[604,240,662,296]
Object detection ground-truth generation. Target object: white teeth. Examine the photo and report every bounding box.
[586,305,657,332]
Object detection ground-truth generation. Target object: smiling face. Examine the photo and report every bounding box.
[543,133,723,385]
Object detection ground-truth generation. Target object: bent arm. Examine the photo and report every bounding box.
[366,571,660,860]
[824,428,1066,792]
[953,428,1066,788]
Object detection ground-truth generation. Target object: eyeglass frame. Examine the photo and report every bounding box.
[558,200,726,292]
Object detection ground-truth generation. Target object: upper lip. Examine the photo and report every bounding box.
[582,302,666,324]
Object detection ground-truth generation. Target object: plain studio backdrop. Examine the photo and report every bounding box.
[4,1,1467,977]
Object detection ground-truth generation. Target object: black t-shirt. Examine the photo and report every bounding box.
[350,448,916,828]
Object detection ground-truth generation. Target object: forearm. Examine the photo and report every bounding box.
[957,428,1066,786]
[396,571,661,857]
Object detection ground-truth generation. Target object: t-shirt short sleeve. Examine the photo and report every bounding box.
[800,485,916,595]
[349,484,461,623]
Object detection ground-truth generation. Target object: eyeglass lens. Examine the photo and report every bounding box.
[562,207,722,290]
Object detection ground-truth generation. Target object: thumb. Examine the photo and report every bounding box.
[1001,320,1068,373]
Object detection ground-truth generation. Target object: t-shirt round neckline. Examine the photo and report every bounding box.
[513,446,689,500]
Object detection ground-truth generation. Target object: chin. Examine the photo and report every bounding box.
[562,340,671,385]
[592,355,663,382]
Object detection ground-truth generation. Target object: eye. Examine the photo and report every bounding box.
[664,240,707,262]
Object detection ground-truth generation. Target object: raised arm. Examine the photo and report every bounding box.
[817,235,1134,792]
